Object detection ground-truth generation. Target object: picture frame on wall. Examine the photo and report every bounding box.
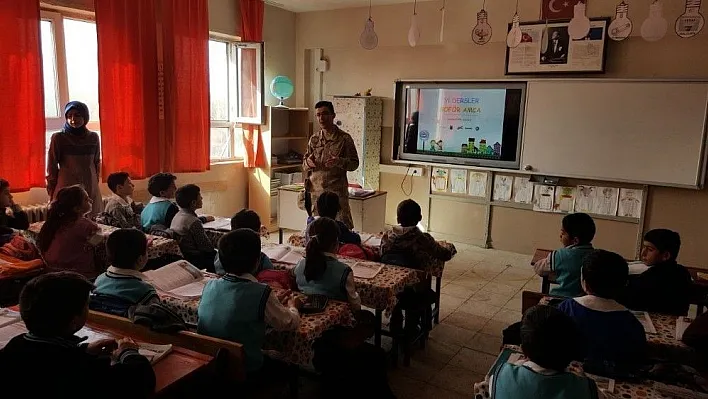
[505,18,610,75]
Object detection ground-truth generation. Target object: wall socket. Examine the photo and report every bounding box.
[409,167,424,177]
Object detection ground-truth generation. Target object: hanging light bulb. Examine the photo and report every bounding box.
[506,0,522,48]
[608,1,633,41]
[641,0,668,42]
[408,0,421,47]
[360,0,378,49]
[439,0,446,43]
[567,1,591,40]
[472,1,492,45]
[675,0,705,38]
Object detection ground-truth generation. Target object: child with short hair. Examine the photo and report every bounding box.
[140,172,178,231]
[558,249,647,373]
[305,191,361,245]
[534,213,596,297]
[618,229,692,316]
[0,178,29,242]
[37,185,104,279]
[0,271,155,397]
[213,208,273,275]
[99,172,143,229]
[198,229,301,375]
[486,305,603,399]
[170,184,216,271]
[92,229,159,315]
[294,217,361,310]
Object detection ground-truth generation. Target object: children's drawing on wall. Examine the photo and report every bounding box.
[431,168,449,192]
[492,175,512,202]
[513,176,533,204]
[592,186,620,216]
[468,172,488,197]
[575,185,595,213]
[449,169,467,194]
[553,186,576,213]
[533,185,555,212]
[618,188,643,218]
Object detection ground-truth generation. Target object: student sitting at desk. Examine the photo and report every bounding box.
[198,229,301,376]
[170,184,217,272]
[0,178,29,243]
[98,172,143,229]
[0,272,156,397]
[487,305,605,399]
[558,250,647,376]
[141,173,178,232]
[92,229,159,316]
[618,229,692,316]
[534,213,596,297]
[214,209,273,275]
[304,191,361,246]
[37,185,103,280]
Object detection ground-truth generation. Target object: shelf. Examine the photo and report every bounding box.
[272,136,308,141]
[272,164,302,171]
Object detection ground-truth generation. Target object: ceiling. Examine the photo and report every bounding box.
[266,0,436,13]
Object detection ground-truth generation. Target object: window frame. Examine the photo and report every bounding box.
[208,35,264,163]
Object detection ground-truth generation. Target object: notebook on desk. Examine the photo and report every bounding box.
[263,245,304,265]
[351,261,384,279]
[202,218,232,231]
[144,261,207,299]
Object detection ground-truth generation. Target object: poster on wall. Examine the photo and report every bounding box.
[591,186,620,216]
[431,168,449,193]
[553,186,577,213]
[449,169,468,194]
[533,185,556,212]
[513,176,534,204]
[493,175,513,202]
[540,0,585,20]
[469,172,488,197]
[575,185,596,213]
[505,18,609,74]
[618,188,643,218]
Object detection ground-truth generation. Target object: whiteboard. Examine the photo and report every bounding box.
[521,81,708,188]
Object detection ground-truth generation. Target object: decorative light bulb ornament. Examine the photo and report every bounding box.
[408,0,421,47]
[675,0,704,38]
[359,0,378,50]
[439,0,446,43]
[608,1,633,41]
[507,14,523,47]
[472,4,492,45]
[567,1,591,40]
[641,0,668,42]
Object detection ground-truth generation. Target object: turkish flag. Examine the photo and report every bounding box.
[541,0,585,20]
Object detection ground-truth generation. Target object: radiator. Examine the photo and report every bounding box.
[23,197,111,224]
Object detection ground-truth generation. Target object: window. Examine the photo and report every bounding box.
[40,11,100,156]
[208,38,263,161]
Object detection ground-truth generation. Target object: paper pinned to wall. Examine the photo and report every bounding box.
[468,172,488,197]
[553,186,576,213]
[575,185,596,213]
[618,188,643,218]
[431,168,449,192]
[533,185,555,212]
[449,169,468,194]
[493,175,513,202]
[592,187,620,216]
[513,176,533,204]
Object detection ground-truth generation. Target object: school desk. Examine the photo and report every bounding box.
[26,221,183,260]
[202,218,270,248]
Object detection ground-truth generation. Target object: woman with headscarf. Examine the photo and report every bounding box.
[46,101,103,216]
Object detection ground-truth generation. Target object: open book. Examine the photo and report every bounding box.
[144,260,207,299]
[351,261,384,279]
[202,217,232,231]
[262,245,304,265]
[359,233,382,248]
[77,326,173,365]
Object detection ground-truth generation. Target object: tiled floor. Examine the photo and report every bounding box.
[270,232,538,398]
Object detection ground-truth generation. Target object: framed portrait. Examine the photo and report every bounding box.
[505,18,610,75]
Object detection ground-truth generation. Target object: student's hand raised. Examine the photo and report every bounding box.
[85,338,118,356]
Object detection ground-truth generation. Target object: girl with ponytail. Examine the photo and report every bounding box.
[38,185,103,279]
[293,217,361,310]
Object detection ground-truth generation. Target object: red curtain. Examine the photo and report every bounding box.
[95,0,160,180]
[240,0,265,168]
[161,0,210,172]
[0,0,46,191]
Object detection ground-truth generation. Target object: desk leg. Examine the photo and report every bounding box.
[375,309,382,348]
[279,228,283,244]
[435,277,442,324]
[541,276,550,295]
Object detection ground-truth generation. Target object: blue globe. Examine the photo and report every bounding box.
[270,76,294,105]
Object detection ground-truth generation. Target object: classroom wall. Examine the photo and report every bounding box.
[295,0,708,266]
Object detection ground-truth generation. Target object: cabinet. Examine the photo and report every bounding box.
[332,96,383,190]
